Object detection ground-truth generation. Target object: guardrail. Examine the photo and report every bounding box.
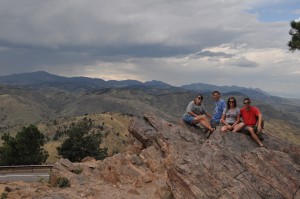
[0,165,54,174]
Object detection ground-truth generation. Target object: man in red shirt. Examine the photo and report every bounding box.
[240,98,264,147]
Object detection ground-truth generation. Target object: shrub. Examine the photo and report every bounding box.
[112,148,120,155]
[72,167,83,174]
[56,177,70,188]
[0,192,7,199]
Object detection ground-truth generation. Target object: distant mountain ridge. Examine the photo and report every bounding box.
[0,71,270,98]
[181,82,270,98]
[1,75,300,144]
[0,71,142,90]
[3,72,299,124]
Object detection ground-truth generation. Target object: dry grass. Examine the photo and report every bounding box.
[265,119,300,145]
[41,112,132,163]
[99,113,132,155]
[43,140,63,164]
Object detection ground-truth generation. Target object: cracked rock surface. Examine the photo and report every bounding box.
[4,112,300,199]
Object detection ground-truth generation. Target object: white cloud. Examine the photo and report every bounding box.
[288,71,300,75]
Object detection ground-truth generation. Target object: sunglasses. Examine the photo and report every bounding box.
[243,101,250,104]
[229,100,235,103]
[197,96,203,100]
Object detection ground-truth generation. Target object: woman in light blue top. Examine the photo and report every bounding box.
[220,96,242,132]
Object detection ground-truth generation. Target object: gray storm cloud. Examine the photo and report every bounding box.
[0,0,299,98]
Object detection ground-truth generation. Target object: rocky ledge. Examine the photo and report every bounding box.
[3,112,300,199]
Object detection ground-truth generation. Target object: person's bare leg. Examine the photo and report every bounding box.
[221,126,228,132]
[199,120,214,132]
[232,123,244,133]
[196,116,214,132]
[248,127,263,147]
[203,116,211,124]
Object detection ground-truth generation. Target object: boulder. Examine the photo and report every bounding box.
[129,112,300,199]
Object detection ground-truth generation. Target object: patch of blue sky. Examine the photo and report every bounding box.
[247,0,300,22]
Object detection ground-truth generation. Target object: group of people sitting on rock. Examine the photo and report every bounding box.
[182,91,264,147]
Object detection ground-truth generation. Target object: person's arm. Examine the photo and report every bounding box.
[232,108,240,127]
[188,111,198,117]
[205,112,212,119]
[232,114,240,127]
[185,101,197,116]
[257,113,262,132]
[222,113,233,130]
[220,113,226,124]
[202,104,212,119]
[222,101,227,111]
[221,108,227,125]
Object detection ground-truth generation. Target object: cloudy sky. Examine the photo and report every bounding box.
[0,0,300,98]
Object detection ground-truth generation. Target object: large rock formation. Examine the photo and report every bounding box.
[3,112,300,199]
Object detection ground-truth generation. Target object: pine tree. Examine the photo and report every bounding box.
[0,125,49,165]
[57,120,107,162]
[288,20,300,51]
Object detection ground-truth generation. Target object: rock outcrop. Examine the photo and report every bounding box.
[4,112,300,199]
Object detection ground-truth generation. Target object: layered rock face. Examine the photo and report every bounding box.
[4,112,300,199]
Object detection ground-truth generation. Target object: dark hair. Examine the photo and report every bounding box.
[196,94,203,100]
[227,96,237,107]
[212,90,220,95]
[243,97,251,103]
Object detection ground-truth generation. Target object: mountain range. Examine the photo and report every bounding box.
[0,71,272,97]
[0,71,299,142]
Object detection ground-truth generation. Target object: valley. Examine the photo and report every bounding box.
[0,72,299,164]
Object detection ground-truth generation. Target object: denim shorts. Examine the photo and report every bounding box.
[183,115,194,124]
